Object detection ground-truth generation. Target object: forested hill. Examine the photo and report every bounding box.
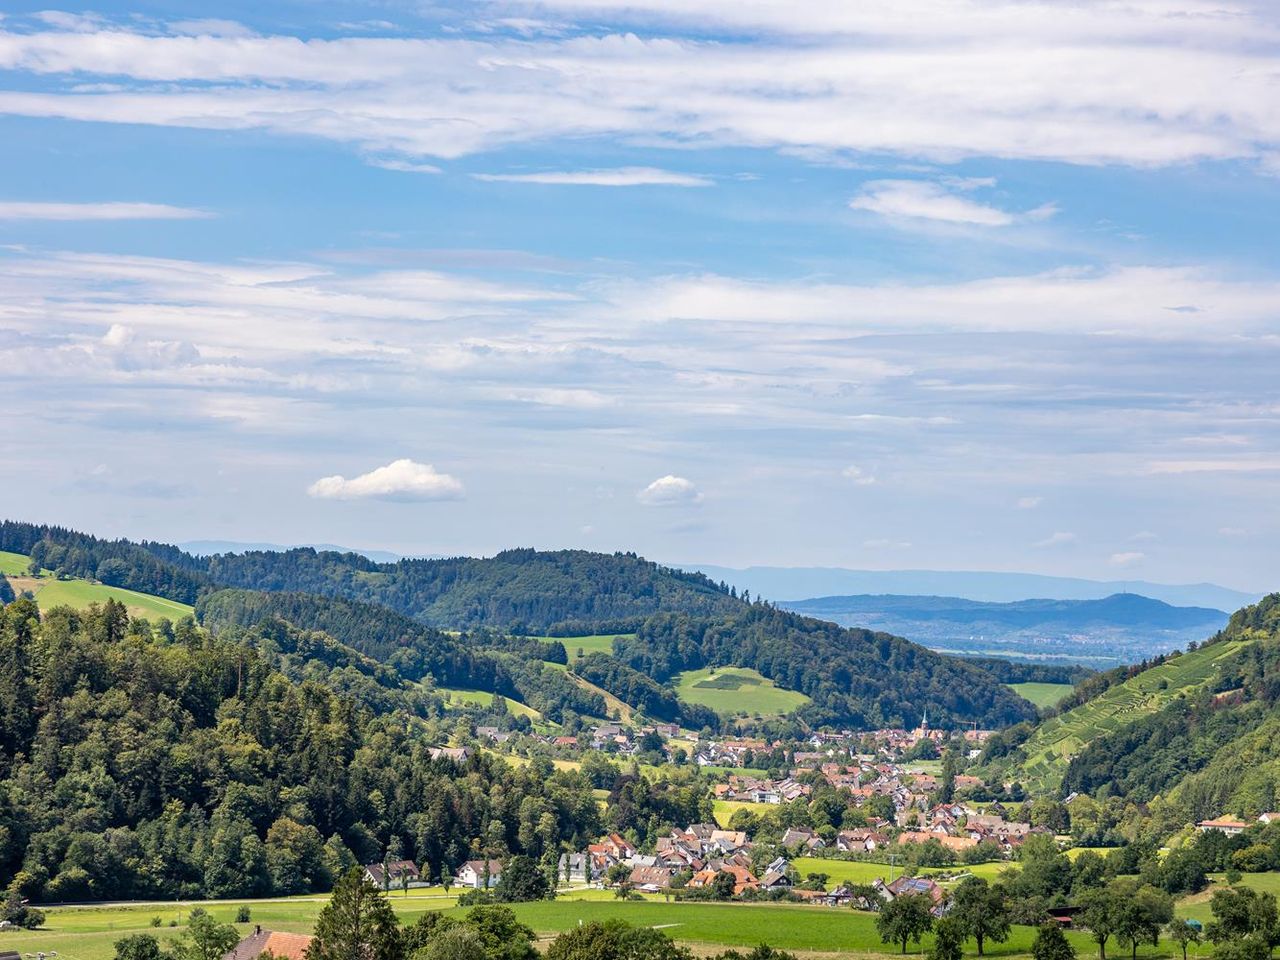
[190,547,741,633]
[1,522,740,632]
[0,597,607,903]
[617,605,1039,729]
[1,519,1036,728]
[198,589,517,696]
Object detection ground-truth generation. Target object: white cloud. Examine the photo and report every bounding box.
[0,7,1278,170]
[841,465,877,485]
[1219,526,1247,537]
[850,180,1018,226]
[307,459,465,501]
[863,538,911,548]
[1016,496,1041,509]
[0,201,212,220]
[472,167,712,187]
[616,266,1280,336]
[1110,551,1146,567]
[637,475,701,506]
[1034,531,1076,548]
[369,158,444,175]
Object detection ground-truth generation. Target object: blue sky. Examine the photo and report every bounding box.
[1,0,1278,591]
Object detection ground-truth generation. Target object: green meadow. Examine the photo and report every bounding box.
[712,800,778,827]
[437,688,544,721]
[0,888,1182,960]
[0,549,31,575]
[674,667,810,718]
[534,634,635,657]
[1007,682,1075,710]
[1,551,195,622]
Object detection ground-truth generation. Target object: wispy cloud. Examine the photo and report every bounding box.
[308,459,464,501]
[841,465,877,485]
[850,179,1056,227]
[1110,551,1145,567]
[0,201,213,220]
[0,8,1277,170]
[1035,531,1077,548]
[473,167,713,187]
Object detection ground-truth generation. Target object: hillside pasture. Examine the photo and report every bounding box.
[2,555,196,622]
[0,549,32,575]
[1008,681,1075,710]
[532,633,634,657]
[437,687,544,721]
[674,666,810,718]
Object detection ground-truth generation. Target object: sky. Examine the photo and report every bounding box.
[1,0,1278,592]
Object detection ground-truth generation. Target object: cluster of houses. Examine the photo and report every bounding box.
[560,824,771,894]
[360,857,504,891]
[714,775,812,804]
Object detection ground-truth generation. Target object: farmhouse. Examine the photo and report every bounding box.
[876,875,949,916]
[629,865,675,892]
[455,859,503,888]
[1197,816,1249,835]
[363,859,423,889]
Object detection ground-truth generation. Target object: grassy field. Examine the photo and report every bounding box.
[535,634,635,657]
[1008,682,1075,710]
[1,551,196,622]
[437,688,543,721]
[1177,872,1280,923]
[566,672,635,723]
[0,549,32,575]
[791,858,1010,888]
[712,800,778,827]
[1005,638,1250,793]
[674,667,810,718]
[0,890,1163,960]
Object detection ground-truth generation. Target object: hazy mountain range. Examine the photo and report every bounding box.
[684,564,1258,611]
[781,593,1230,666]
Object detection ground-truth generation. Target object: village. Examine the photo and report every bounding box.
[416,710,1063,914]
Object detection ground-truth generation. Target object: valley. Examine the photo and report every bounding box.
[2,520,1279,960]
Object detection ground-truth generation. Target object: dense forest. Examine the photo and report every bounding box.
[199,590,609,725]
[0,598,607,902]
[1061,593,1280,825]
[2,522,741,632]
[957,658,1093,687]
[615,606,1039,729]
[172,542,742,633]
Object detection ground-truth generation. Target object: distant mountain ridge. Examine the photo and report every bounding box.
[781,592,1229,665]
[684,563,1258,611]
[785,592,1228,628]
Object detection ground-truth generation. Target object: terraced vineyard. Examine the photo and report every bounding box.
[1005,637,1249,793]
